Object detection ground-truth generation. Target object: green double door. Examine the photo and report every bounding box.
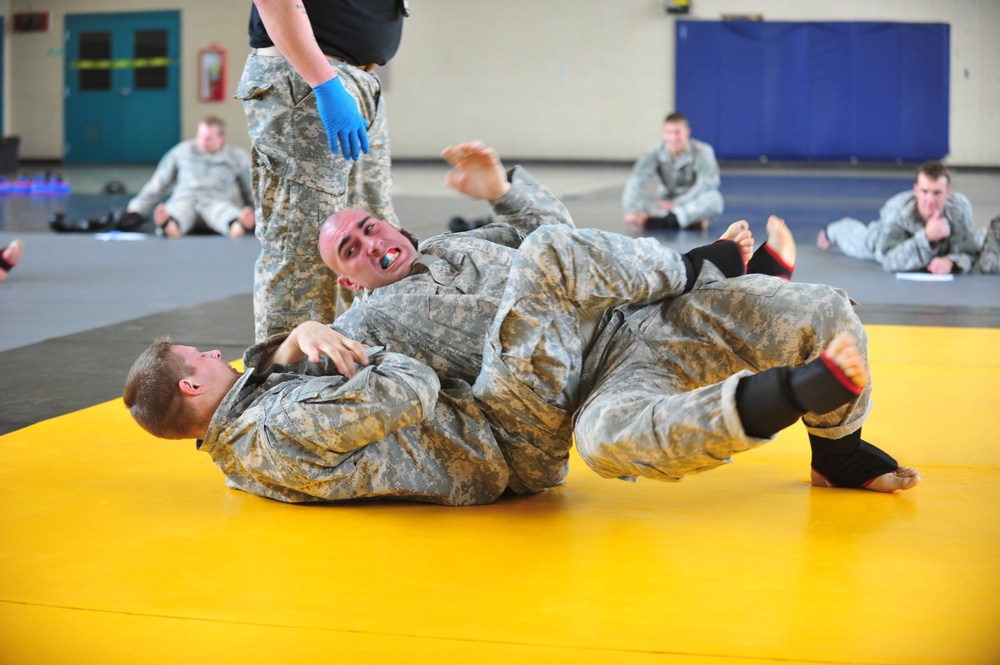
[64,11,180,163]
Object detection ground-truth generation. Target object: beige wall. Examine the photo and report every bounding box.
[5,0,1000,165]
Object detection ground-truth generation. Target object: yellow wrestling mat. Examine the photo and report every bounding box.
[2,324,998,665]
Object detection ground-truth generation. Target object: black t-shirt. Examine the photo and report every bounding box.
[248,0,404,66]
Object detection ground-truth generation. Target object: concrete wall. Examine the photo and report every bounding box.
[5,0,999,165]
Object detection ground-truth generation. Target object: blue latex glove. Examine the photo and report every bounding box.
[313,76,370,161]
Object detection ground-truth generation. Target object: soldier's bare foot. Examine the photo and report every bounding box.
[229,207,256,238]
[825,331,868,390]
[811,466,921,492]
[624,212,648,227]
[0,239,24,282]
[719,220,754,264]
[153,204,181,239]
[864,466,921,492]
[765,215,796,269]
[817,228,831,250]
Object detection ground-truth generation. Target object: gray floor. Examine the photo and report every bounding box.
[1,161,999,434]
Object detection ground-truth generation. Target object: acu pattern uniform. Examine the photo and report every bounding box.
[126,139,253,236]
[824,190,979,273]
[479,223,872,484]
[197,341,508,506]
[330,167,585,495]
[331,167,874,492]
[622,137,725,228]
[238,0,404,341]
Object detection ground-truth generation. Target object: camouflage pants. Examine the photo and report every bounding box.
[474,225,694,494]
[976,216,1000,274]
[824,217,878,261]
[575,270,872,482]
[237,54,398,342]
[163,194,246,236]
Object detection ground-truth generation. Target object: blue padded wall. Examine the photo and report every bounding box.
[675,21,949,162]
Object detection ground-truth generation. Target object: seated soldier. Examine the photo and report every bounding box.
[125,116,256,239]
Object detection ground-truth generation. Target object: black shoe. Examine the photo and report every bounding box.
[110,207,146,231]
[49,211,113,233]
[448,216,470,232]
[48,212,68,232]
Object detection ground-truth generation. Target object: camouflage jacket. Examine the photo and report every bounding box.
[127,139,253,215]
[197,344,508,506]
[869,190,979,273]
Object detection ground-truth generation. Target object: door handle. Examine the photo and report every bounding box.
[120,87,132,96]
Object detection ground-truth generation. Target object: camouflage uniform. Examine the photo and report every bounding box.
[622,138,724,228]
[318,167,716,493]
[824,190,979,273]
[237,54,398,342]
[976,216,1000,274]
[477,225,872,484]
[473,224,693,492]
[331,167,584,494]
[127,139,252,236]
[574,271,871,482]
[197,343,508,506]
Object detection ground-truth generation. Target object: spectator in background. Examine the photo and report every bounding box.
[126,116,255,239]
[622,112,724,231]
[817,161,978,274]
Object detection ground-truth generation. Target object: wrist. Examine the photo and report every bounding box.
[488,182,512,203]
[313,74,344,94]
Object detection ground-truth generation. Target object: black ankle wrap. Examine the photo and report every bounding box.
[747,243,793,280]
[809,432,898,488]
[682,240,745,291]
[736,355,863,439]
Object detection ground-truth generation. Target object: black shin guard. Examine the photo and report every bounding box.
[809,431,898,488]
[747,243,794,280]
[736,355,863,439]
[736,365,804,438]
[682,240,746,291]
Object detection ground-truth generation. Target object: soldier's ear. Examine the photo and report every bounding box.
[337,274,364,292]
[178,378,204,396]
